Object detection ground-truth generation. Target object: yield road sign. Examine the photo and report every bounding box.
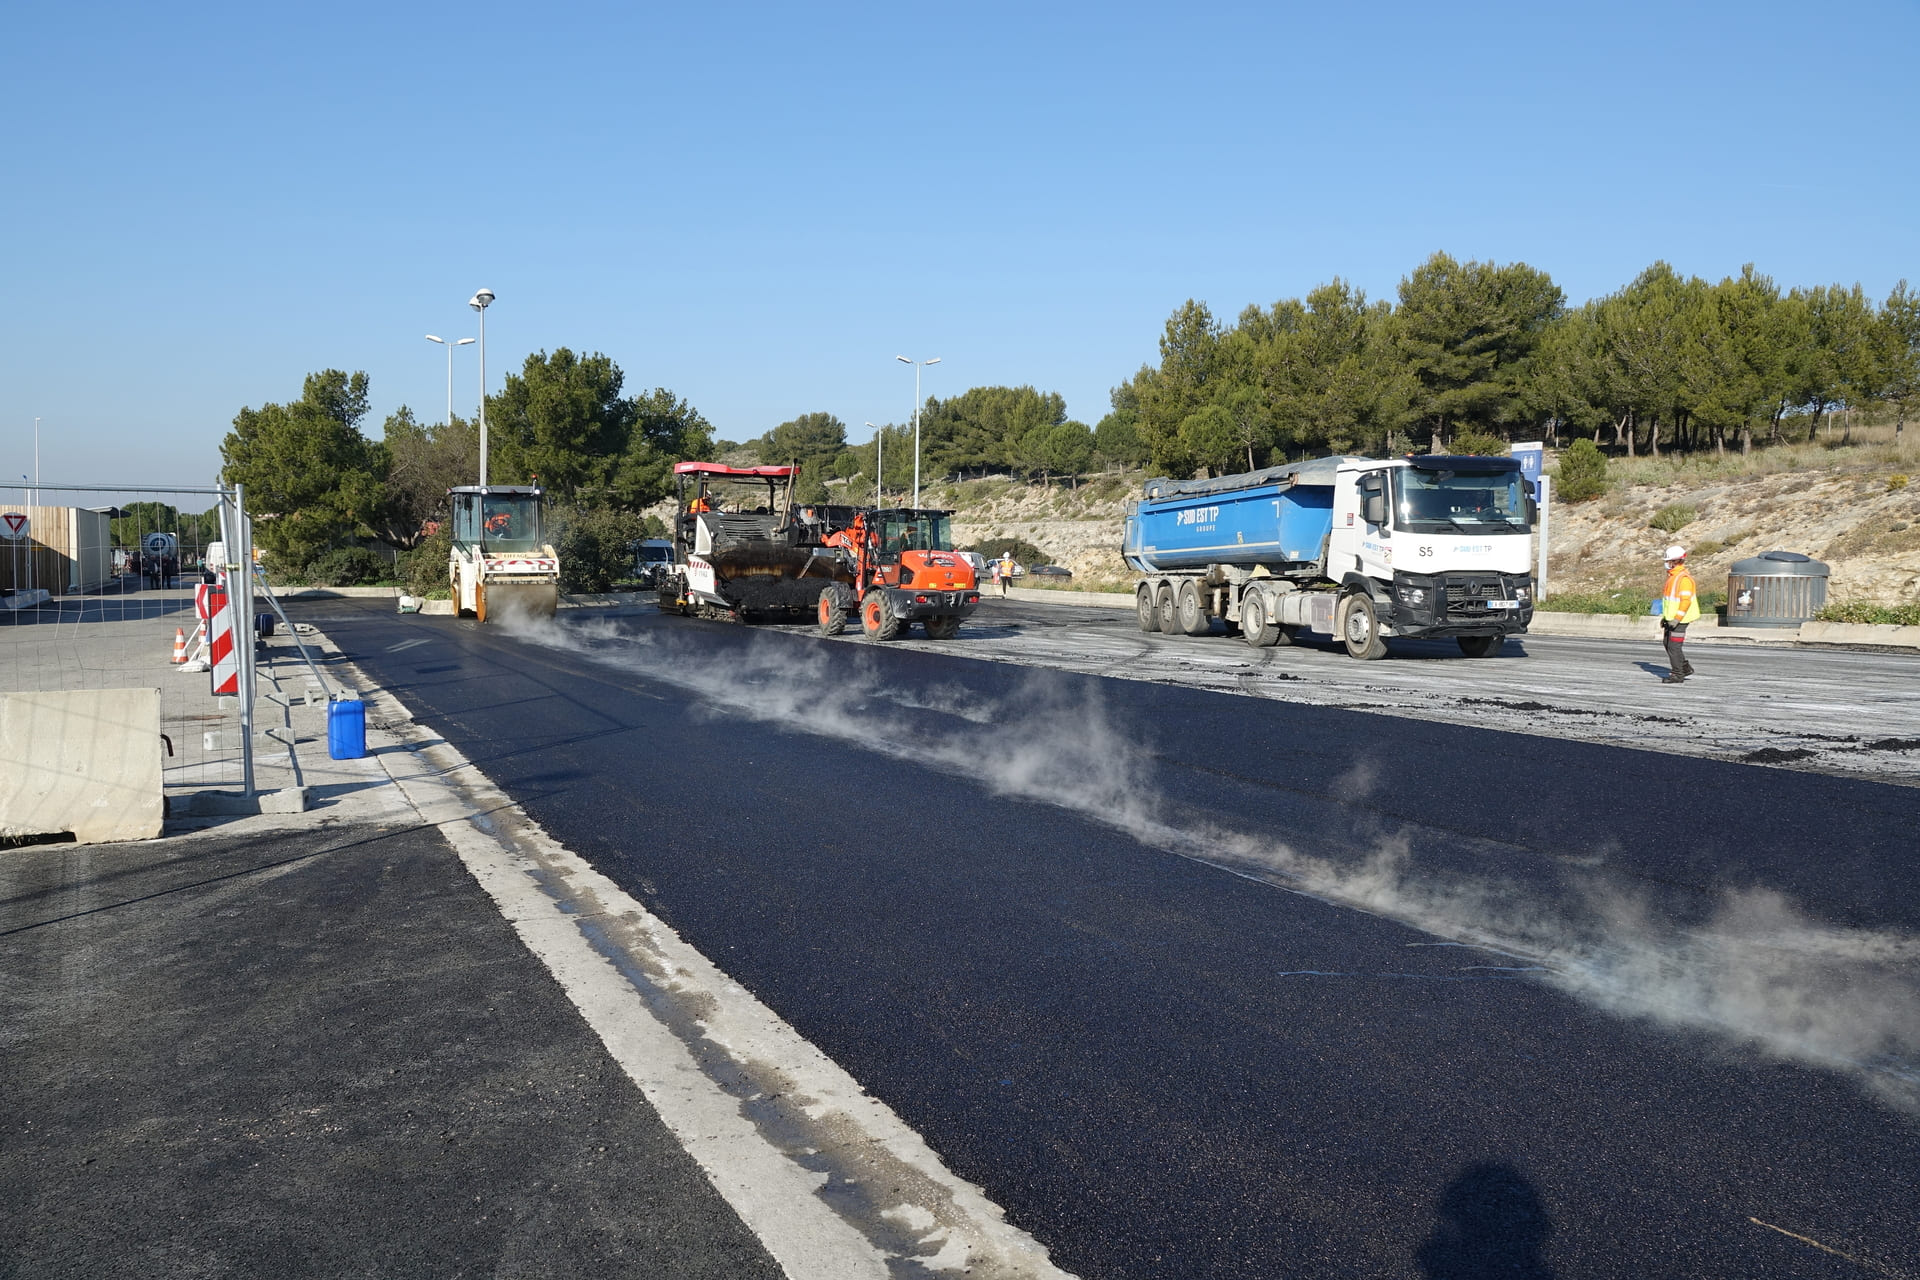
[0,512,27,540]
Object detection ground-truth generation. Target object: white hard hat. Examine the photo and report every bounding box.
[1664,544,1687,561]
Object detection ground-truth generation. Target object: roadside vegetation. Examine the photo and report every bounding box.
[218,250,1917,606]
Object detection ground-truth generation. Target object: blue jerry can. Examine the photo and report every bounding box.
[328,697,367,760]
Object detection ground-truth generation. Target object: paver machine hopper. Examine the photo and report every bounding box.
[655,462,862,621]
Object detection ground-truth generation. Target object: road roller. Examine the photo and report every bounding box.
[448,484,560,622]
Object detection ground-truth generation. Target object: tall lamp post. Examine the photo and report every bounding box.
[469,288,495,484]
[895,355,940,508]
[864,422,883,506]
[424,335,476,427]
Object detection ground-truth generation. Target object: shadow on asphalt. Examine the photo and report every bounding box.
[1415,1162,1557,1279]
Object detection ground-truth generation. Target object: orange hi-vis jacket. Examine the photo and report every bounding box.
[1661,563,1701,625]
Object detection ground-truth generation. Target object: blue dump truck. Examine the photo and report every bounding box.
[1122,455,1537,659]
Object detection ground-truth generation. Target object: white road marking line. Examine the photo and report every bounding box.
[343,661,1072,1280]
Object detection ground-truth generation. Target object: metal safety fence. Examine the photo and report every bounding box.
[0,482,309,817]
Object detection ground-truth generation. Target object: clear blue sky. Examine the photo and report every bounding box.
[3,0,1915,490]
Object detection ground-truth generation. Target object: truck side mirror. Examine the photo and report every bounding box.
[1362,494,1387,527]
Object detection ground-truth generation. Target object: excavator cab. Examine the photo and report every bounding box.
[816,507,979,642]
[870,510,956,562]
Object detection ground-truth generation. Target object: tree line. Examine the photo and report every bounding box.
[1111,253,1920,477]
[222,249,1918,578]
[221,353,711,578]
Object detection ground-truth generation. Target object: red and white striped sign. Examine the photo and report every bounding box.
[207,573,239,695]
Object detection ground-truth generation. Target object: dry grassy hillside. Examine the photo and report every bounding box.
[1545,433,1920,606]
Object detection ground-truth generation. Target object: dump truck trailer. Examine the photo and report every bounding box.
[1123,455,1536,659]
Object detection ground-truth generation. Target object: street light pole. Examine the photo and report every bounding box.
[895,356,941,508]
[425,335,476,428]
[469,289,495,484]
[864,422,883,506]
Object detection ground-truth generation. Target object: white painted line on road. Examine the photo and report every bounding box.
[345,669,1072,1280]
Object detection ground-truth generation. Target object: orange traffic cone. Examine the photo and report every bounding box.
[170,627,188,664]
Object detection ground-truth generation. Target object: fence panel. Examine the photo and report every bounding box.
[1,485,250,804]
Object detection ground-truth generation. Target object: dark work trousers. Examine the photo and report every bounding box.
[1663,622,1694,677]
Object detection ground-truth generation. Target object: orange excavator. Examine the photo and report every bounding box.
[816,508,980,640]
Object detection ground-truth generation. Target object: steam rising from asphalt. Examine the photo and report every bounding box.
[506,611,1920,1111]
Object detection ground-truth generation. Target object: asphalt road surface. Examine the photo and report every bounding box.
[290,595,1920,1280]
[835,594,1920,787]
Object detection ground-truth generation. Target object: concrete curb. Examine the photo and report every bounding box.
[3,589,52,611]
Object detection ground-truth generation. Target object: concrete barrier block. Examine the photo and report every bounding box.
[1799,620,1920,650]
[1526,612,1665,640]
[0,688,163,844]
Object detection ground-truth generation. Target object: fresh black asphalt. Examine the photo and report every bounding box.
[0,818,783,1279]
[270,600,1920,1276]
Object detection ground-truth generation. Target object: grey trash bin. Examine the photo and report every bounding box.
[1725,551,1829,628]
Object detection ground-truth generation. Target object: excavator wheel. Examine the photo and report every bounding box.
[861,591,901,642]
[924,615,962,640]
[818,586,850,636]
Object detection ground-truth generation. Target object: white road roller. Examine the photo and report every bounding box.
[448,484,560,622]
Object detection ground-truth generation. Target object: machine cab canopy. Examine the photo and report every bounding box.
[450,485,545,552]
[674,462,798,517]
[870,509,956,562]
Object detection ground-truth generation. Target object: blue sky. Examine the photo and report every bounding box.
[3,0,1915,489]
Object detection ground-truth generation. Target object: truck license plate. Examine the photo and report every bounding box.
[1489,600,1518,609]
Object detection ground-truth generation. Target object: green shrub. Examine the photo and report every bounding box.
[1889,474,1910,492]
[1537,590,1654,616]
[550,504,648,593]
[307,547,392,587]
[1554,438,1610,503]
[969,536,1048,564]
[399,526,452,597]
[1649,503,1697,533]
[1448,430,1509,458]
[1816,600,1920,626]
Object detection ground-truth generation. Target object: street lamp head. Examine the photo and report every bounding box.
[425,334,445,344]
[896,355,910,364]
[456,337,476,346]
[926,357,941,366]
[470,288,495,310]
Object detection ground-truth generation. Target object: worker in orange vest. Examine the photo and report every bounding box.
[1659,544,1700,684]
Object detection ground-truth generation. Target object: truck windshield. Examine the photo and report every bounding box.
[1395,469,1530,534]
[879,514,954,555]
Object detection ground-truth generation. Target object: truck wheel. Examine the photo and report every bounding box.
[925,615,961,640]
[818,586,849,635]
[1136,584,1157,633]
[1241,590,1281,648]
[1176,581,1209,635]
[1457,635,1502,658]
[862,591,901,641]
[1340,594,1389,660]
[1154,582,1178,634]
